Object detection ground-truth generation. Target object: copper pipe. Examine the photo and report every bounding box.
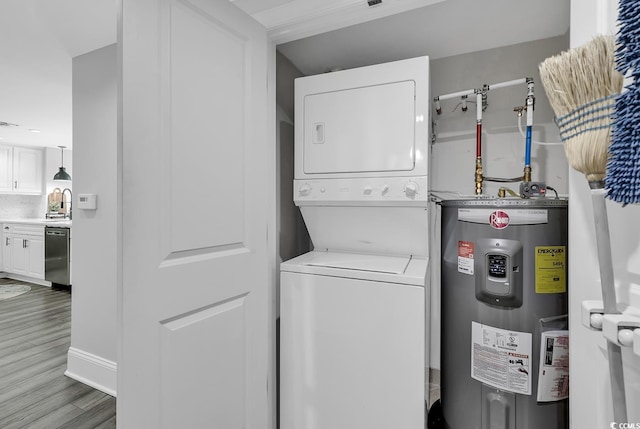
[475,157,483,195]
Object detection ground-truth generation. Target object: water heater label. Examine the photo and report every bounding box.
[458,208,548,226]
[535,246,567,293]
[536,330,569,402]
[471,322,532,395]
[457,241,474,275]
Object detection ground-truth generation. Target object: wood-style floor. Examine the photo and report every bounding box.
[0,278,116,428]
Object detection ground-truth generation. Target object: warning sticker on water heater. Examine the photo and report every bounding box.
[537,330,569,402]
[471,322,532,395]
[535,246,566,294]
[458,241,474,275]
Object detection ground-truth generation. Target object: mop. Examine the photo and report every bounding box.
[539,35,627,421]
[607,0,640,205]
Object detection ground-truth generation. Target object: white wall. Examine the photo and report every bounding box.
[430,35,569,197]
[569,1,640,427]
[66,44,118,396]
[428,35,570,369]
[276,51,310,270]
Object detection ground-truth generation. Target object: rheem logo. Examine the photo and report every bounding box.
[489,210,510,229]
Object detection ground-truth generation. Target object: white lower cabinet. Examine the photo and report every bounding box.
[2,224,45,279]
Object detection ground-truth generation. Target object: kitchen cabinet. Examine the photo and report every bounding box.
[2,224,45,279]
[0,146,12,192]
[13,147,43,194]
[0,145,43,195]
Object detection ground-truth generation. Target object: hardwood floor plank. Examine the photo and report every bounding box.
[56,396,117,429]
[0,282,116,427]
[22,403,86,429]
[0,362,68,403]
[0,379,92,429]
[0,310,71,341]
[73,388,114,411]
[0,342,71,378]
[94,415,117,429]
[0,335,70,367]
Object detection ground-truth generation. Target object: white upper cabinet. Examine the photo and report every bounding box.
[13,147,43,194]
[0,145,44,195]
[0,146,12,192]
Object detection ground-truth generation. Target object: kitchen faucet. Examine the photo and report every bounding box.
[62,188,72,220]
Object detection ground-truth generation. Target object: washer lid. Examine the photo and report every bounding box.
[302,251,410,274]
[281,251,428,286]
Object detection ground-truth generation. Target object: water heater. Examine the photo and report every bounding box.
[438,199,568,429]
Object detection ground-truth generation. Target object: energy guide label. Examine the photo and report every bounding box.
[471,322,532,395]
[535,246,566,294]
[458,241,474,275]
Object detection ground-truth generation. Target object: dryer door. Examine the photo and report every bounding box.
[302,80,416,174]
[280,271,425,429]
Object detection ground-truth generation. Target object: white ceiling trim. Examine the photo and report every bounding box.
[251,0,447,44]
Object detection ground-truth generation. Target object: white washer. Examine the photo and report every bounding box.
[280,251,428,429]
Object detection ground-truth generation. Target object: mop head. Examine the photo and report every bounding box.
[607,0,640,204]
[539,35,623,183]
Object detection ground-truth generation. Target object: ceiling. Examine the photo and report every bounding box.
[0,0,569,149]
[0,0,116,149]
[277,0,570,75]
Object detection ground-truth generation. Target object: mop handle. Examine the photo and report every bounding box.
[589,185,618,314]
[590,183,627,423]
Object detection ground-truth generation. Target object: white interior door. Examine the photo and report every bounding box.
[119,0,273,427]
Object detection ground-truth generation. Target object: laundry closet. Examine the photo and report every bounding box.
[272,0,571,427]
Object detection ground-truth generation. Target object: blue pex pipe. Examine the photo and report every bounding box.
[525,125,532,166]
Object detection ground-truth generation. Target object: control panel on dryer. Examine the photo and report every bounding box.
[293,177,429,206]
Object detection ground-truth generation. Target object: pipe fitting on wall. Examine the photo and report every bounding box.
[523,166,532,183]
[475,158,484,195]
[434,97,442,115]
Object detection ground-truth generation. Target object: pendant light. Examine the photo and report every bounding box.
[53,145,71,181]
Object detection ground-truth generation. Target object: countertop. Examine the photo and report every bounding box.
[0,218,72,228]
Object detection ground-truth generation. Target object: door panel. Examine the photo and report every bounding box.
[160,295,247,428]
[167,0,246,254]
[119,0,272,427]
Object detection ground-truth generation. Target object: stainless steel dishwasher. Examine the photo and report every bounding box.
[45,226,71,287]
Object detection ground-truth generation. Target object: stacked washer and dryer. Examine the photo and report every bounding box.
[280,57,431,429]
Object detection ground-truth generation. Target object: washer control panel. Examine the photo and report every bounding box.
[294,177,429,205]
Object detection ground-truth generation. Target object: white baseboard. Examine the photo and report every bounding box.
[65,347,117,397]
[2,273,51,287]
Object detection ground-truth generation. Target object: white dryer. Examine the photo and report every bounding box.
[280,56,431,429]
